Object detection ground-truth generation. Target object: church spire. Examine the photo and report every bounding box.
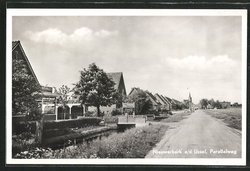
[189,92,192,103]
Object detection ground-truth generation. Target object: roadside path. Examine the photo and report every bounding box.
[146,110,241,158]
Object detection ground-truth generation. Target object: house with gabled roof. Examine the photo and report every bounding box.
[154,94,165,106]
[160,95,172,111]
[145,91,161,111]
[160,95,171,106]
[128,87,141,96]
[128,87,146,97]
[13,41,59,98]
[128,88,162,112]
[86,72,127,115]
[12,41,60,120]
[154,93,171,111]
[161,96,172,111]
[107,72,127,97]
[12,41,40,85]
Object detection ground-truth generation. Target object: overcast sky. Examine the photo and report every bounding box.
[12,16,242,104]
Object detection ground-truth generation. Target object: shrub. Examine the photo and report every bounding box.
[12,115,26,122]
[103,116,118,124]
[111,109,122,116]
[12,132,38,156]
[145,109,159,115]
[84,111,96,117]
[43,114,56,121]
[44,117,102,130]
[43,128,73,139]
[154,116,168,120]
[12,121,37,135]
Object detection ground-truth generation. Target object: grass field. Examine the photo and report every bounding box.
[204,108,242,130]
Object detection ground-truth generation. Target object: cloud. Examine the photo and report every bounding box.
[165,55,237,72]
[25,28,67,45]
[25,27,119,45]
[94,29,118,38]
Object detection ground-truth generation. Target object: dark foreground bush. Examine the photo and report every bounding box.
[12,132,38,156]
[154,116,168,120]
[111,109,122,116]
[44,117,102,130]
[40,124,168,158]
[12,121,37,134]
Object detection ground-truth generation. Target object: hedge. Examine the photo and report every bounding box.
[154,116,168,120]
[13,117,102,135]
[12,115,26,122]
[44,117,102,130]
[43,114,56,121]
[12,121,37,135]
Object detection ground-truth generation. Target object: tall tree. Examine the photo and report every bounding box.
[58,85,71,119]
[199,98,209,109]
[208,99,216,108]
[12,54,41,120]
[214,100,222,109]
[74,63,117,117]
[126,88,153,115]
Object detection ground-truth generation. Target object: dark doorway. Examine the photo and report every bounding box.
[71,106,83,119]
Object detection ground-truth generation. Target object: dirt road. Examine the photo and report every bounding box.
[146,110,241,158]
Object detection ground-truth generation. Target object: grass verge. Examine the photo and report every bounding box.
[160,111,191,123]
[204,108,242,130]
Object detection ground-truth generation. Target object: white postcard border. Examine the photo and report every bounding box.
[6,9,247,166]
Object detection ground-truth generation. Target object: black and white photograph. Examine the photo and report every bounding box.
[6,9,247,165]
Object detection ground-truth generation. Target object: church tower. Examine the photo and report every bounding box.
[189,92,192,103]
[188,92,193,112]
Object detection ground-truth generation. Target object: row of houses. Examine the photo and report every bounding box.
[12,40,190,121]
[128,87,189,114]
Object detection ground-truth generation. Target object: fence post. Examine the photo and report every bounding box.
[35,115,44,144]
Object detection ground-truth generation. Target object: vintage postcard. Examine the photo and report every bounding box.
[6,9,247,165]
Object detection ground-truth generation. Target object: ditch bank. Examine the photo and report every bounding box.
[42,123,136,149]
